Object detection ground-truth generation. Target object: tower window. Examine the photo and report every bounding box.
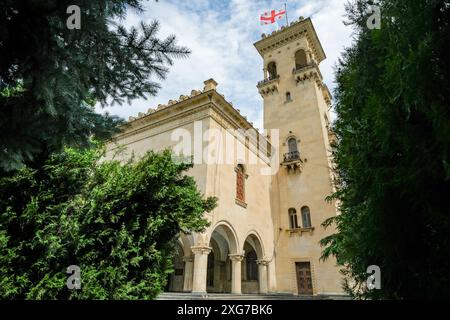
[301,206,312,228]
[235,164,246,203]
[289,208,298,229]
[288,137,298,153]
[267,61,278,80]
[295,50,308,70]
[286,92,292,102]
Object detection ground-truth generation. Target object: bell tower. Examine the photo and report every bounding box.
[254,17,343,295]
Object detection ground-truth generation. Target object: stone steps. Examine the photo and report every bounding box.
[157,292,347,300]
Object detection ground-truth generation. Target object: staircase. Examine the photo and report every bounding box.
[157,292,349,300]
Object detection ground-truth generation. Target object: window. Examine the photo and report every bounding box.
[289,208,299,229]
[301,206,312,228]
[288,137,298,153]
[295,50,308,70]
[286,92,292,102]
[236,164,245,203]
[267,61,278,79]
[246,250,258,281]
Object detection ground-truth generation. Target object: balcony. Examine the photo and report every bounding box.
[281,151,303,173]
[288,227,315,236]
[292,63,323,84]
[283,151,300,162]
[257,75,279,96]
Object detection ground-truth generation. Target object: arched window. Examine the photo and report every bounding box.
[288,137,298,153]
[267,61,278,80]
[286,92,292,102]
[289,208,299,229]
[246,250,258,280]
[301,206,312,228]
[295,50,308,70]
[235,164,245,203]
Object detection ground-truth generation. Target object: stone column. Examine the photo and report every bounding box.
[182,255,194,292]
[229,254,244,294]
[256,259,270,294]
[191,246,211,294]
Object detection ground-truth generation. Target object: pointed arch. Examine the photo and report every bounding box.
[267,61,278,79]
[295,49,308,69]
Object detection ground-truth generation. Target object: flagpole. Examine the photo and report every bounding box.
[284,1,289,26]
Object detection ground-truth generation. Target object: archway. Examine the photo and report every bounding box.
[267,61,278,79]
[241,232,267,294]
[167,242,185,292]
[206,223,239,293]
[295,49,308,70]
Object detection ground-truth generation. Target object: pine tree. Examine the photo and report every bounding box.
[0,0,189,171]
[321,0,450,299]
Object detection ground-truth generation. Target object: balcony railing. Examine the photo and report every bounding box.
[283,151,300,162]
[292,62,323,80]
[257,75,280,87]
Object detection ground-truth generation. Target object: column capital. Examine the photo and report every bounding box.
[183,255,194,262]
[256,259,270,266]
[191,246,212,255]
[228,253,245,262]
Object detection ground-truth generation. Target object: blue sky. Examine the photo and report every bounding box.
[97,0,354,129]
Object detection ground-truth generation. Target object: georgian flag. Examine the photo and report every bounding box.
[260,8,286,25]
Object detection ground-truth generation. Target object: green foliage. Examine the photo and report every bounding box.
[0,146,215,299]
[0,0,190,171]
[321,0,450,299]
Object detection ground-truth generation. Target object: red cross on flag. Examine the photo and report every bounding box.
[260,8,286,25]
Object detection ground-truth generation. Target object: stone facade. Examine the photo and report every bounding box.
[105,17,343,296]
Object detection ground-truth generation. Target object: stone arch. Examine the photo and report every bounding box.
[205,221,240,293]
[242,230,265,259]
[179,232,194,257]
[208,220,240,254]
[167,241,185,292]
[242,231,266,294]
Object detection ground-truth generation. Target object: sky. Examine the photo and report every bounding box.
[96,0,355,129]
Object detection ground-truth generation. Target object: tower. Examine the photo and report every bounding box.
[254,17,343,295]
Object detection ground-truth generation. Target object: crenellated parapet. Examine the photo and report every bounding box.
[127,88,205,122]
[254,17,326,64]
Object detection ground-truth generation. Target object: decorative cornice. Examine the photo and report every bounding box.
[108,85,273,165]
[321,84,332,106]
[294,65,323,85]
[254,17,326,63]
[257,76,279,96]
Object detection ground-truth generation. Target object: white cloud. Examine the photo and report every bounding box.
[97,0,353,128]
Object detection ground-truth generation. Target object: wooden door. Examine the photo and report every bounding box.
[296,262,313,295]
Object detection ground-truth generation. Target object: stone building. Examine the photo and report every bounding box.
[105,17,343,296]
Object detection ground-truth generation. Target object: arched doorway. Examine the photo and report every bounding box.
[242,233,267,294]
[167,242,185,292]
[206,223,239,293]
